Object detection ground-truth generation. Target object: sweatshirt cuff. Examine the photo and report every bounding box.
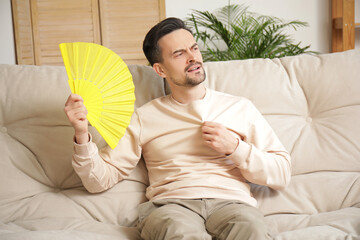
[73,133,96,157]
[227,140,252,168]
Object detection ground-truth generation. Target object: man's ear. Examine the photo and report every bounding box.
[153,63,166,78]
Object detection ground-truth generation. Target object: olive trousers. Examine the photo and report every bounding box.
[137,198,272,240]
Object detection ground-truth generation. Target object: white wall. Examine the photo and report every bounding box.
[1,0,359,64]
[0,0,16,64]
[166,0,332,53]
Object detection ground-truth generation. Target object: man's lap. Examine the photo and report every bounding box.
[137,198,271,240]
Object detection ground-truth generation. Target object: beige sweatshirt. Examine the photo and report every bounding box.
[72,88,291,207]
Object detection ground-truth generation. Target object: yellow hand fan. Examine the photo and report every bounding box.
[59,42,135,149]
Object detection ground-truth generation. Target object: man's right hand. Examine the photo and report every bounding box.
[64,94,89,144]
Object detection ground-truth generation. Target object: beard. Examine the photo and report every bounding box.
[172,62,206,87]
[184,69,206,87]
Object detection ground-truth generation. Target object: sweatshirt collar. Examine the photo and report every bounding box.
[169,87,211,107]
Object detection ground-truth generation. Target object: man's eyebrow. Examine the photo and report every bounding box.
[172,43,198,55]
[190,43,198,49]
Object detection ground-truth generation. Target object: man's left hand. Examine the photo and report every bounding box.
[201,121,239,155]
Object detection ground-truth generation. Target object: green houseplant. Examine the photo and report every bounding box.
[186,4,314,61]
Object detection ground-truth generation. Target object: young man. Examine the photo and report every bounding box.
[64,17,291,240]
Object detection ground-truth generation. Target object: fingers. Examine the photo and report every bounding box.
[65,93,83,107]
[202,133,225,155]
[67,107,88,121]
[202,121,224,135]
[64,94,86,113]
[201,121,238,155]
[203,121,218,126]
[202,121,220,128]
[201,121,224,145]
[64,101,88,115]
[64,94,89,132]
[64,94,89,144]
[203,135,218,146]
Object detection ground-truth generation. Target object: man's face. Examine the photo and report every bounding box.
[154,29,205,87]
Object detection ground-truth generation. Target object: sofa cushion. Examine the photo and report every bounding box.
[266,207,360,239]
[279,51,360,174]
[0,63,164,228]
[252,171,360,215]
[203,50,360,175]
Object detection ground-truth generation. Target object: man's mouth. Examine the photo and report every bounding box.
[186,64,202,73]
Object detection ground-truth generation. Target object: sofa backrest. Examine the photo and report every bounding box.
[203,49,360,175]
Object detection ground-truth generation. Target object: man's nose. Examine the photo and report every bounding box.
[187,50,196,64]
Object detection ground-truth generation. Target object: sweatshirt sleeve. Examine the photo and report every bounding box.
[228,101,292,190]
[72,111,142,193]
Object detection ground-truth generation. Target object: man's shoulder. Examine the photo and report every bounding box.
[135,95,169,114]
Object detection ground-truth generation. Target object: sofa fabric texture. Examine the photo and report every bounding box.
[0,49,359,239]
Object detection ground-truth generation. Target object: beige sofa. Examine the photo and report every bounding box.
[0,49,359,240]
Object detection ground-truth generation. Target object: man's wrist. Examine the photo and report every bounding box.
[75,132,90,144]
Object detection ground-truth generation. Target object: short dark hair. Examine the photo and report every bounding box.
[143,17,193,66]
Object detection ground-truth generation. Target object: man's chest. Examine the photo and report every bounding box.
[140,108,250,162]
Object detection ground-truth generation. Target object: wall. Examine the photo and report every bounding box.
[1,0,359,64]
[166,0,333,53]
[0,0,16,64]
[166,0,360,53]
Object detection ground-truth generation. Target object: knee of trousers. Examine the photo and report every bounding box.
[206,204,269,237]
[139,205,210,240]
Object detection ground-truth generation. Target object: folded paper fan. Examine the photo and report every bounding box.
[59,42,135,149]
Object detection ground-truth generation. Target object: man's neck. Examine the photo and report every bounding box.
[169,83,206,104]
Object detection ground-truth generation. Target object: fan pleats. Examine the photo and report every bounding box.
[60,42,136,149]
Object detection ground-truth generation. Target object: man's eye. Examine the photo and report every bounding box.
[192,45,199,51]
